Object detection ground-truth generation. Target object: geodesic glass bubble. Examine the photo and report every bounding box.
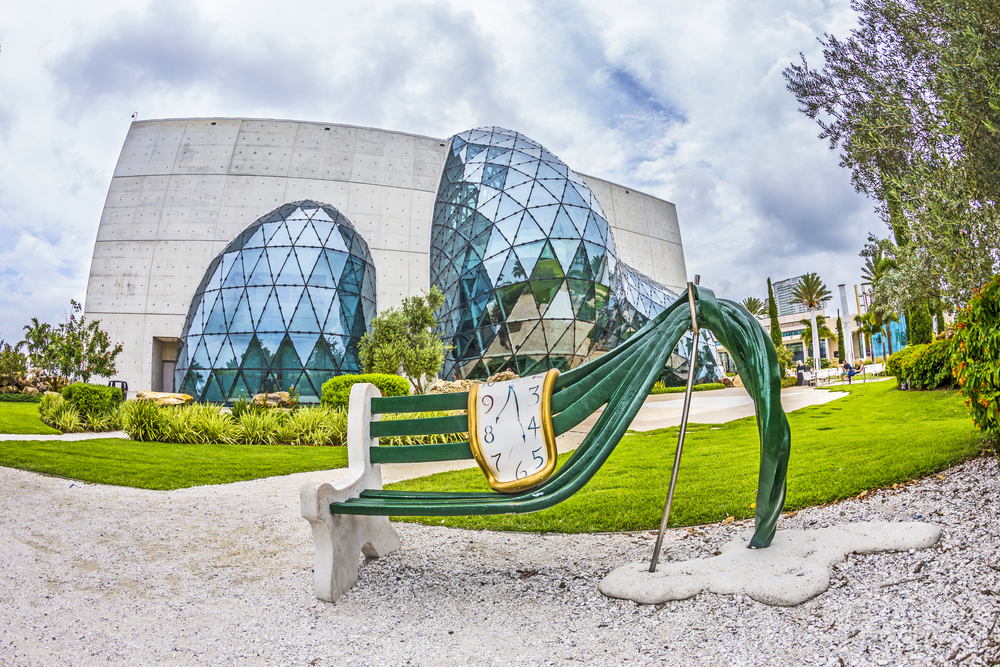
[175,200,376,402]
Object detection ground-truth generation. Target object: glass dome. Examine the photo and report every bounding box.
[175,200,376,402]
[429,127,724,383]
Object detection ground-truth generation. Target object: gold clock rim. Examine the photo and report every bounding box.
[467,368,561,494]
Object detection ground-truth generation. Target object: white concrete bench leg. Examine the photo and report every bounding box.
[300,383,400,602]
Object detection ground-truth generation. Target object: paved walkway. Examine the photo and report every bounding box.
[0,430,127,442]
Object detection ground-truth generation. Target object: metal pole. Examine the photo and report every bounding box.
[649,275,700,572]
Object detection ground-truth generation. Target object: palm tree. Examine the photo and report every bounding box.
[740,297,766,317]
[798,315,835,354]
[791,273,832,310]
[854,313,875,362]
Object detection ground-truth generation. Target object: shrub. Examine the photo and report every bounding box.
[889,340,954,390]
[121,399,167,442]
[0,393,41,403]
[234,409,285,446]
[952,276,1000,439]
[781,377,797,388]
[38,392,84,433]
[321,373,410,410]
[279,406,346,446]
[61,382,123,417]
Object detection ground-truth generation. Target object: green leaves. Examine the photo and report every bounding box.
[952,275,1000,440]
[791,273,833,310]
[357,286,450,393]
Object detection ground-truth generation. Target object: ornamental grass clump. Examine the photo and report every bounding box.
[121,399,167,441]
[378,410,466,446]
[234,409,284,446]
[952,276,1000,442]
[38,392,84,433]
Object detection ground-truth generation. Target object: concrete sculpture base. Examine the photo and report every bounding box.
[600,522,940,607]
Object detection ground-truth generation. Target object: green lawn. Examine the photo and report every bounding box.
[387,381,983,532]
[0,402,60,435]
[0,438,348,490]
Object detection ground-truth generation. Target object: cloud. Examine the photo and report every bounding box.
[0,103,15,144]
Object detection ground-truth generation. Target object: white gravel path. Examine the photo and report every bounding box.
[2,456,999,666]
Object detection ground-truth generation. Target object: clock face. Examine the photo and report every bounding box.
[468,369,560,493]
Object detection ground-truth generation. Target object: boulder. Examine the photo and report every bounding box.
[22,386,39,396]
[427,370,523,395]
[721,376,735,388]
[252,391,291,408]
[135,390,194,406]
[732,375,744,388]
[43,391,61,398]
[427,379,479,395]
[0,386,14,394]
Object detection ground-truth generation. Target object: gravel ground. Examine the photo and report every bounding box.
[1,455,998,666]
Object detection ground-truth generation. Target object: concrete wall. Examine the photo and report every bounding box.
[85,118,687,391]
[578,174,686,293]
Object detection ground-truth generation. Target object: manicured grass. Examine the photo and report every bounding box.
[387,381,983,532]
[0,402,61,435]
[0,439,348,490]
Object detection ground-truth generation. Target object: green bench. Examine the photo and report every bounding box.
[301,286,791,602]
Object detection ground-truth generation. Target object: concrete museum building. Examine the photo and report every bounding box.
[85,119,722,402]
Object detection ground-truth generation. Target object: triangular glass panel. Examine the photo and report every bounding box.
[203,374,225,403]
[242,226,267,249]
[274,250,304,286]
[240,369,264,396]
[496,252,527,288]
[215,369,238,397]
[550,207,581,239]
[504,182,533,207]
[304,370,334,395]
[308,287,336,330]
[513,217,546,246]
[202,334,226,367]
[305,337,337,371]
[324,226,349,252]
[222,252,249,288]
[507,288,542,322]
[483,230,510,261]
[531,278,563,310]
[494,213,522,245]
[273,335,303,372]
[529,241,563,280]
[536,161,563,181]
[312,220,335,245]
[295,221,322,248]
[307,253,335,288]
[326,251,349,284]
[519,321,549,355]
[284,218,309,245]
[530,204,559,235]
[256,290,285,331]
[311,207,334,223]
[542,287,574,319]
[567,279,593,319]
[562,181,590,209]
[263,221,291,246]
[294,246,323,280]
[514,241,545,278]
[215,337,238,370]
[289,291,321,332]
[228,292,255,333]
[584,213,607,245]
[256,332,284,365]
[494,193,524,223]
[527,182,559,208]
[265,246,293,284]
[245,249,272,287]
[565,205,590,235]
[550,238,579,275]
[497,283,526,318]
[201,292,227,335]
[274,285,304,326]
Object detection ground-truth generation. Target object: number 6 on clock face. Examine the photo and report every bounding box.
[467,369,560,493]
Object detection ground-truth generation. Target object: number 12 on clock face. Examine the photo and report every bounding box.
[467,369,560,493]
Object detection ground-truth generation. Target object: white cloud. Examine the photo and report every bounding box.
[0,0,883,344]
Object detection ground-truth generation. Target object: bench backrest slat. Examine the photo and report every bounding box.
[369,441,474,464]
[371,393,468,414]
[370,414,469,438]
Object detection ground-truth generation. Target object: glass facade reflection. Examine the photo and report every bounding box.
[429,127,724,382]
[175,201,376,402]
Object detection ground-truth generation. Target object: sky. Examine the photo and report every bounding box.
[0,0,883,345]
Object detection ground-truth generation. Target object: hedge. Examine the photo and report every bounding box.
[953,275,1000,438]
[0,393,42,403]
[321,374,411,410]
[61,382,124,416]
[887,340,954,390]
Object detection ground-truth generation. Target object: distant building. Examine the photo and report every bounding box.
[771,275,831,317]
